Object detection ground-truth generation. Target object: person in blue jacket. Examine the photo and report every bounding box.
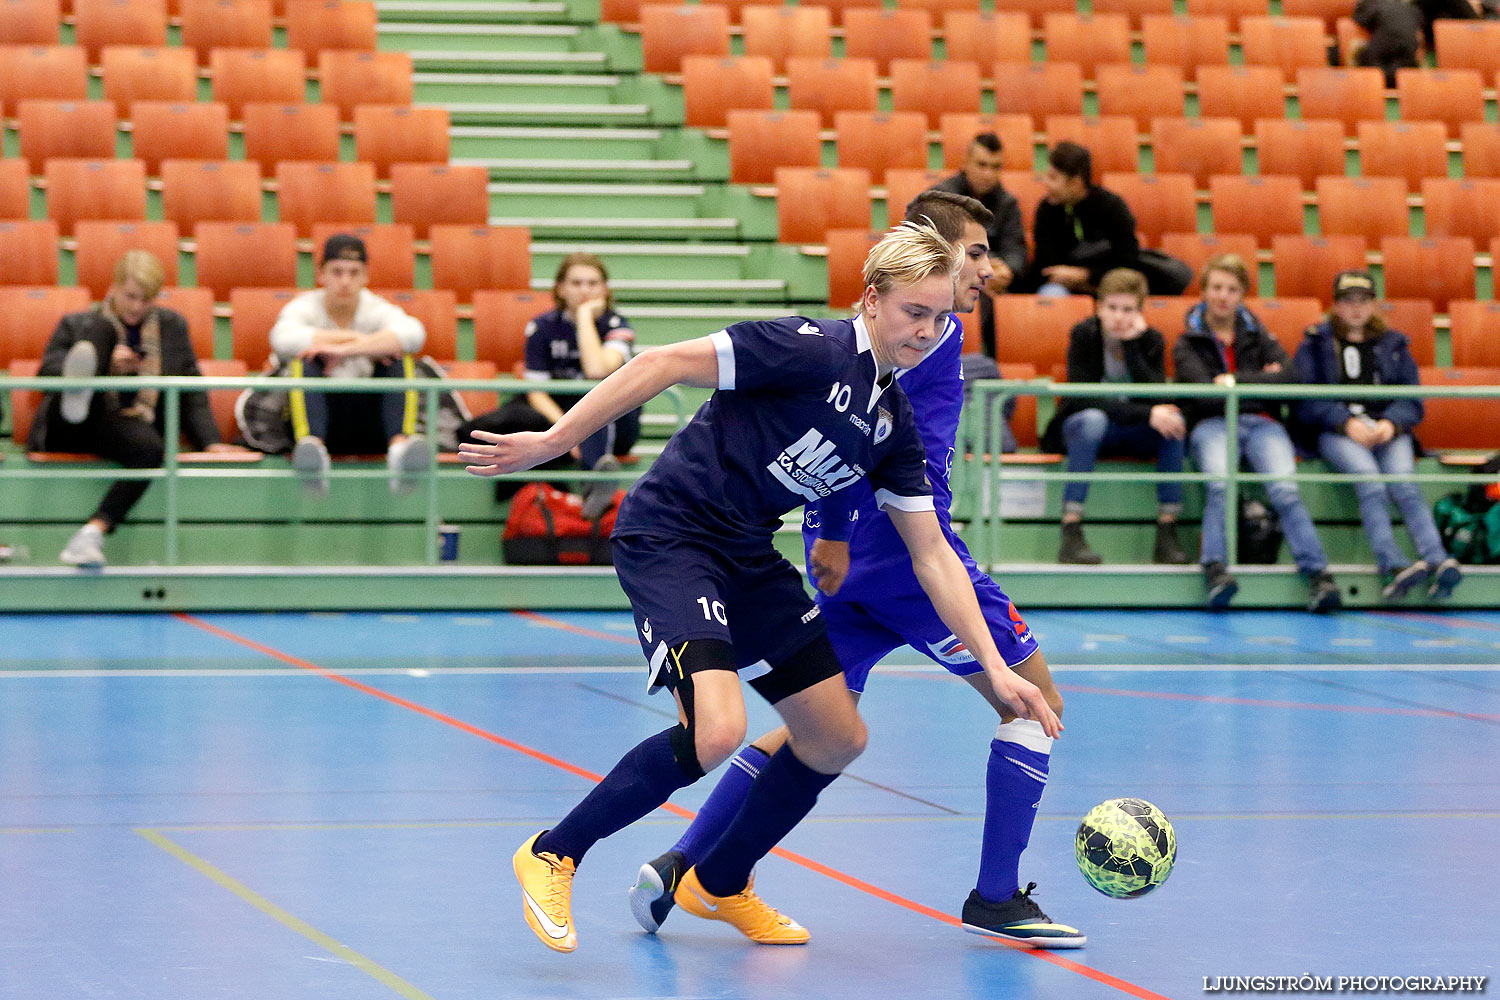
[1292,271,1462,600]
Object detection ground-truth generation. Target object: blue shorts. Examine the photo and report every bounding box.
[820,568,1040,694]
[613,533,828,694]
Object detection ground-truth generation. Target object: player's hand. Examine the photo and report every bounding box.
[458,428,557,477]
[989,666,1063,739]
[809,538,850,596]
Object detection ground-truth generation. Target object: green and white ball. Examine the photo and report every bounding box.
[1074,797,1177,898]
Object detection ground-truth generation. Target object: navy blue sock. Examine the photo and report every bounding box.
[670,744,770,867]
[976,720,1052,903]
[536,728,699,864]
[693,745,837,898]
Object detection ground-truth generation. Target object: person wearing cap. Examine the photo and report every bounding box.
[1292,270,1462,601]
[34,250,250,568]
[1174,253,1342,612]
[270,233,429,496]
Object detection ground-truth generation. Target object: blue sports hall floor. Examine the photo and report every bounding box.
[2,608,1496,1000]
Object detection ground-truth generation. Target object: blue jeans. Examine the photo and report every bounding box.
[1190,414,1329,573]
[1036,281,1071,298]
[1061,408,1185,508]
[1317,431,1448,573]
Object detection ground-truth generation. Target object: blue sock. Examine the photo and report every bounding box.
[976,719,1053,903]
[670,744,770,867]
[694,745,837,898]
[536,727,699,864]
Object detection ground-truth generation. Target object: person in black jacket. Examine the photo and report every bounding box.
[1352,0,1423,87]
[1040,269,1188,565]
[1013,142,1139,297]
[1173,253,1341,612]
[1292,270,1462,600]
[34,251,247,568]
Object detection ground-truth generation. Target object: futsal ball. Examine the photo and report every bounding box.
[1074,797,1176,899]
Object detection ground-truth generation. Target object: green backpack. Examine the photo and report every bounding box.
[1433,492,1500,565]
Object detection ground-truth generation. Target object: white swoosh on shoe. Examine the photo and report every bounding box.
[523,890,572,939]
[686,884,719,914]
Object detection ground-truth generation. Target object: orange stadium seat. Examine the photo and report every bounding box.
[0,220,60,286]
[690,0,765,24]
[130,102,230,175]
[739,5,830,70]
[274,161,376,238]
[1379,236,1475,311]
[773,166,872,244]
[939,114,1034,172]
[1460,123,1500,178]
[100,46,196,115]
[0,286,90,366]
[1159,232,1261,294]
[472,289,549,371]
[1150,117,1244,187]
[1001,170,1048,232]
[796,0,882,27]
[1370,298,1435,364]
[994,0,1075,28]
[310,223,416,290]
[353,105,451,179]
[1269,234,1368,301]
[992,62,1084,125]
[0,158,30,217]
[228,286,298,366]
[1316,176,1410,241]
[834,111,928,183]
[1043,116,1139,175]
[1209,174,1304,245]
[73,220,179,299]
[160,159,261,230]
[1196,65,1287,132]
[283,0,377,60]
[1418,366,1500,450]
[1043,13,1131,78]
[44,158,146,236]
[1447,302,1500,367]
[209,48,306,119]
[989,295,1094,370]
[194,221,297,300]
[1093,0,1174,25]
[156,285,216,360]
[318,50,413,121]
[726,109,821,185]
[389,164,489,239]
[0,45,88,118]
[179,0,273,65]
[890,60,982,127]
[1432,20,1500,76]
[1141,14,1230,79]
[1355,120,1447,188]
[1254,117,1346,189]
[825,228,882,308]
[241,102,340,173]
[1142,296,1196,349]
[680,56,773,129]
[0,0,60,44]
[374,289,458,361]
[901,0,980,14]
[882,168,947,226]
[195,358,250,441]
[1296,68,1387,135]
[1185,0,1267,30]
[1101,172,1197,245]
[1421,178,1500,242]
[842,9,932,72]
[1239,16,1328,77]
[639,4,730,74]
[16,100,116,174]
[427,224,532,304]
[785,57,878,126]
[1395,69,1484,138]
[1244,296,1323,354]
[441,360,499,424]
[1096,64,1186,127]
[940,11,1030,68]
[1281,0,1349,26]
[72,0,167,62]
[8,359,46,443]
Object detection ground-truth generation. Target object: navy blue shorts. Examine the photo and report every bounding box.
[612,533,829,695]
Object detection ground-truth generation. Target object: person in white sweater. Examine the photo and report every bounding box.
[270,234,429,495]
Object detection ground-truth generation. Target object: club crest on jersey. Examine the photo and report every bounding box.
[769,428,863,501]
[874,407,893,444]
[926,634,976,665]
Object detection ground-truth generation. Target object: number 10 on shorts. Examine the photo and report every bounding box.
[696,597,727,625]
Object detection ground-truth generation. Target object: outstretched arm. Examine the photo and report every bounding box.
[886,506,1063,738]
[459,336,719,476]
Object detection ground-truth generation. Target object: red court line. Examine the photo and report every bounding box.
[514,609,639,646]
[176,612,1169,1000]
[1372,610,1500,632]
[1058,683,1500,721]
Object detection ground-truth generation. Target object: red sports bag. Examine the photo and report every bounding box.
[502,482,623,565]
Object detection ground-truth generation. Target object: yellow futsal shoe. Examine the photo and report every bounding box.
[673,867,810,945]
[514,832,578,953]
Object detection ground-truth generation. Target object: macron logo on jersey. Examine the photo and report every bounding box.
[769,428,863,502]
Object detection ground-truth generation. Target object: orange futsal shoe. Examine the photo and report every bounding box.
[513,831,578,953]
[673,867,810,945]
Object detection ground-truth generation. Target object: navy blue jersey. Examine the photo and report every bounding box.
[523,307,635,410]
[614,315,934,553]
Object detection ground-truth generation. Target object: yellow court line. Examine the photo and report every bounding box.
[135,828,436,1000]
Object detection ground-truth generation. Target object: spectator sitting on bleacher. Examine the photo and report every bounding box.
[459,252,640,518]
[1041,268,1188,566]
[934,132,1029,359]
[1174,253,1342,613]
[35,250,249,569]
[1415,0,1497,51]
[1292,270,1463,601]
[270,233,429,497]
[1013,142,1139,299]
[1351,0,1423,88]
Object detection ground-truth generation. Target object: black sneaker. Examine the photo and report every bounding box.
[1307,571,1342,613]
[960,883,1085,949]
[1153,521,1188,564]
[628,849,686,934]
[1428,557,1462,599]
[1381,561,1431,601]
[1203,561,1238,609]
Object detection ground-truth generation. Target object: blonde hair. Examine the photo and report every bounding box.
[1096,267,1147,304]
[1201,253,1250,294]
[111,250,165,298]
[861,219,963,298]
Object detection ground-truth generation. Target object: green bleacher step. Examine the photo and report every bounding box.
[492,216,740,240]
[411,50,609,73]
[449,126,726,180]
[380,23,581,54]
[444,102,652,126]
[414,72,627,106]
[376,1,578,25]
[624,305,842,346]
[488,180,707,219]
[455,156,697,182]
[533,277,787,302]
[530,240,752,281]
